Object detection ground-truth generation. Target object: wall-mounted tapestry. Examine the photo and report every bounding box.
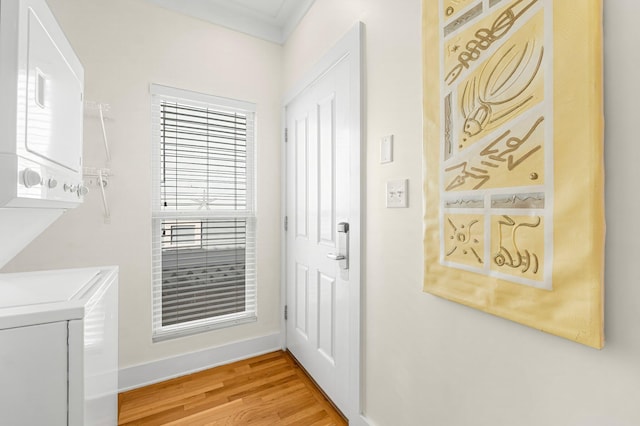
[423,0,605,348]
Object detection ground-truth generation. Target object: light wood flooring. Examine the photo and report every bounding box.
[118,350,347,425]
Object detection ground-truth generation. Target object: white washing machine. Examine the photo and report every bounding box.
[0,267,118,425]
[0,0,119,424]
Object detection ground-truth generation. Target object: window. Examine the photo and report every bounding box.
[151,84,256,341]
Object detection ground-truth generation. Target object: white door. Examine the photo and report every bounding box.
[285,26,361,419]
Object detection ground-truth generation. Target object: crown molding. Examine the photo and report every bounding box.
[147,0,315,44]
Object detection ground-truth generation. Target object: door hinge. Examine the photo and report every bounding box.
[284,215,288,231]
[284,305,288,321]
[284,128,288,143]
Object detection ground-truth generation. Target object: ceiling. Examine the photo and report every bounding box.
[147,0,316,44]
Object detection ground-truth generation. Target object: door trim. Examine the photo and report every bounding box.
[281,22,365,425]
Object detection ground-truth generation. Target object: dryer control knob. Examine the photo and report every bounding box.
[48,178,58,189]
[77,185,89,197]
[22,168,42,188]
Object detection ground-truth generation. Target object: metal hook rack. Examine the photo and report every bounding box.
[83,167,112,223]
[84,101,114,223]
[84,101,112,162]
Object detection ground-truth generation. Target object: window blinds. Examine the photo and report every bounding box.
[151,84,257,341]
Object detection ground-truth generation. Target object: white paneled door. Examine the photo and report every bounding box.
[285,30,360,419]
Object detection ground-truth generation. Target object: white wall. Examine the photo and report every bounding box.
[284,0,640,425]
[3,0,283,370]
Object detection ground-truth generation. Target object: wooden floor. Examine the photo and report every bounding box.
[118,351,347,425]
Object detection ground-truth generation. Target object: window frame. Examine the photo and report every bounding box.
[150,84,257,342]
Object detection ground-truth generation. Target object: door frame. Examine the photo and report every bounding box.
[280,22,365,424]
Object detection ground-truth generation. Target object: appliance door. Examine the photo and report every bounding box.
[0,321,69,426]
[24,5,83,173]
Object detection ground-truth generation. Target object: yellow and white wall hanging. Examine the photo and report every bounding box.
[423,0,605,348]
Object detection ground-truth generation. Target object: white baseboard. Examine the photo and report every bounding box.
[358,414,374,425]
[118,332,282,392]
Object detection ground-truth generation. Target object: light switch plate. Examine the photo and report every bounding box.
[380,135,393,164]
[386,179,408,208]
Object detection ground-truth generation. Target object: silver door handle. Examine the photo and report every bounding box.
[331,222,349,270]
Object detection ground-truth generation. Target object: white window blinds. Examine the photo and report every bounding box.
[151,84,257,341]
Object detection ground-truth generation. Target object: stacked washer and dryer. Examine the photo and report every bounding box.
[0,0,118,424]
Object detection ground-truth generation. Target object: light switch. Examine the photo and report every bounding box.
[386,179,408,208]
[380,135,393,164]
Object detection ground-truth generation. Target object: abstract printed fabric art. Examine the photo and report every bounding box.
[423,0,605,348]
